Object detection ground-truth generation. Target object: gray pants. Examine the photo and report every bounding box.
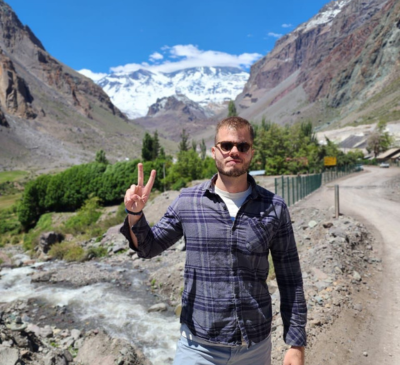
[173,326,272,365]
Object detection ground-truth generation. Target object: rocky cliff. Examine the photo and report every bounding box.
[237,0,400,132]
[0,0,144,172]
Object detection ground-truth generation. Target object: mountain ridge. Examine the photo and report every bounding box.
[90,66,249,119]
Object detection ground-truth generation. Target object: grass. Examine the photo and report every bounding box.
[0,171,28,184]
[0,194,22,210]
[23,213,54,251]
[48,242,85,262]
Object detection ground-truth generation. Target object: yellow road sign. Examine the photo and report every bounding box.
[324,156,337,166]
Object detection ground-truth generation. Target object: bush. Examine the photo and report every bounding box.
[87,246,108,258]
[63,197,102,235]
[48,242,85,262]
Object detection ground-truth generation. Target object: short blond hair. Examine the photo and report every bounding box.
[215,116,255,144]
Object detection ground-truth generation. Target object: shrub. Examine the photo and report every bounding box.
[87,246,108,258]
[48,242,85,262]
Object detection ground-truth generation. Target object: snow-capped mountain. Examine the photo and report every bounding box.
[94,67,249,119]
[297,0,352,33]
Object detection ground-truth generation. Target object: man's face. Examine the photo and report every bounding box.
[212,126,254,178]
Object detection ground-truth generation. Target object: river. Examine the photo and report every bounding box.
[0,254,180,364]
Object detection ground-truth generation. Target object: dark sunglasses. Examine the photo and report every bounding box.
[216,141,252,153]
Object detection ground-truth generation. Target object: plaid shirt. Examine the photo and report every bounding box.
[120,174,307,347]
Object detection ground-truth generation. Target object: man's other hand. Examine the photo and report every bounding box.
[283,346,305,365]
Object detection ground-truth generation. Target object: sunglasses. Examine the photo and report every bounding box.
[216,141,252,153]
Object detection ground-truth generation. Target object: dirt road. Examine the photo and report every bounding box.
[298,166,400,364]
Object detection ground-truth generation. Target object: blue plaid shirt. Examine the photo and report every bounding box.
[120,175,307,347]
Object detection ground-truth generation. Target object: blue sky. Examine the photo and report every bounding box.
[7,0,331,78]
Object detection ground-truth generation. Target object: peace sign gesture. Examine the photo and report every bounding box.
[124,163,157,215]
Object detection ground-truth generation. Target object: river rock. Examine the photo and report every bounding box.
[75,329,150,365]
[39,232,64,254]
[70,329,81,340]
[43,349,69,365]
[0,347,19,365]
[148,303,168,312]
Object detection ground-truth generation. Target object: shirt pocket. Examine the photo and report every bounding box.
[245,215,278,253]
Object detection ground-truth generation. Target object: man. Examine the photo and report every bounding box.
[120,116,307,365]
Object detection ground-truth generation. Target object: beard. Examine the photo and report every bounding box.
[215,158,251,177]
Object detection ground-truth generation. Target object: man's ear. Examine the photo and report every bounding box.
[211,146,216,160]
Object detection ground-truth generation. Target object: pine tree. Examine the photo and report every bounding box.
[141,132,153,161]
[228,100,237,117]
[152,130,160,160]
[179,129,190,152]
[200,139,207,160]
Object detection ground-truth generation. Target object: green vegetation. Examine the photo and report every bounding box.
[48,242,85,262]
[366,120,396,157]
[1,123,370,260]
[228,100,238,117]
[178,129,190,152]
[0,170,28,184]
[250,121,364,175]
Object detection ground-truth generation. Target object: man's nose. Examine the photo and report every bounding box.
[229,145,240,154]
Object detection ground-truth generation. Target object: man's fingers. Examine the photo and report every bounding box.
[144,169,156,195]
[137,163,144,187]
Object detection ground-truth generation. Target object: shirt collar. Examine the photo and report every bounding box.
[204,173,261,199]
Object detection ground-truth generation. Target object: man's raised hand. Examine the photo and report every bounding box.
[124,163,156,214]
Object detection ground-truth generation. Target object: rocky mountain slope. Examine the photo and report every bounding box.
[133,93,221,141]
[236,0,400,137]
[90,67,249,119]
[0,0,146,172]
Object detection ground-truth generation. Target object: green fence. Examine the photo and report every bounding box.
[274,164,359,207]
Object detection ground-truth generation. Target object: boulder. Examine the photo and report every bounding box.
[39,232,64,253]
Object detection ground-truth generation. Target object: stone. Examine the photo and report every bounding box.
[70,329,81,340]
[308,220,318,228]
[40,325,53,338]
[148,303,168,312]
[39,232,64,254]
[43,350,68,365]
[0,347,19,365]
[353,271,362,281]
[175,304,182,317]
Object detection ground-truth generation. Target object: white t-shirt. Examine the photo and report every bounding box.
[214,185,252,221]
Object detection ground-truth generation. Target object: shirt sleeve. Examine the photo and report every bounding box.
[270,203,307,347]
[119,197,184,259]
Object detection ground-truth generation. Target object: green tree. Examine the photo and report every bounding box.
[228,100,237,117]
[192,140,197,152]
[366,120,394,158]
[179,129,190,152]
[95,150,109,164]
[200,139,207,160]
[152,131,160,160]
[142,132,154,161]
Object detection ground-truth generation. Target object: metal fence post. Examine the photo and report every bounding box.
[281,176,285,201]
[335,185,340,218]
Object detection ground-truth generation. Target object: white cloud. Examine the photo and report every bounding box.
[267,32,283,38]
[149,52,163,61]
[109,45,262,74]
[282,23,293,28]
[78,69,107,81]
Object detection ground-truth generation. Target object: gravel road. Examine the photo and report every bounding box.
[301,165,400,364]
